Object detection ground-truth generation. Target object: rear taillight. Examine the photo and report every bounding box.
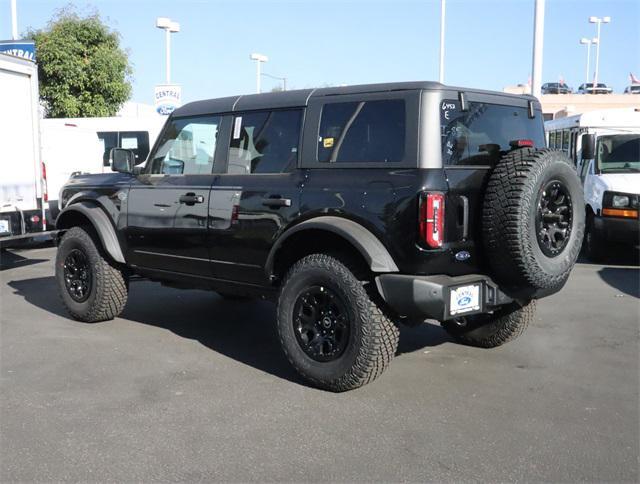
[509,139,534,149]
[41,162,48,203]
[419,193,445,248]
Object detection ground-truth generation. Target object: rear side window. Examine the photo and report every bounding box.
[441,100,545,166]
[228,109,302,174]
[317,99,405,163]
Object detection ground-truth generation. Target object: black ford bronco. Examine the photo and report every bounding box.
[55,82,585,391]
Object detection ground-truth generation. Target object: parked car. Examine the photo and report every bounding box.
[623,85,640,94]
[54,82,585,391]
[541,82,572,94]
[577,83,613,94]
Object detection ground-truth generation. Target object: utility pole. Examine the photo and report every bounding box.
[531,0,545,98]
[250,53,269,93]
[439,0,446,83]
[11,0,18,40]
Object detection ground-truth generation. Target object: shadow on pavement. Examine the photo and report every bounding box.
[577,250,640,267]
[7,276,451,387]
[0,251,49,271]
[598,267,640,298]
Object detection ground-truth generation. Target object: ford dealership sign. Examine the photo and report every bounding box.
[154,84,181,115]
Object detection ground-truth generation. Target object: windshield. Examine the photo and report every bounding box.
[596,134,640,173]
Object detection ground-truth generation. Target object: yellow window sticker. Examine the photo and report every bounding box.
[323,137,334,148]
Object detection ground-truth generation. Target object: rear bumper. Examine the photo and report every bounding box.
[594,215,640,245]
[375,273,514,321]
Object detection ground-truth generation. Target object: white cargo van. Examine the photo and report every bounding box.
[39,120,104,219]
[546,108,640,260]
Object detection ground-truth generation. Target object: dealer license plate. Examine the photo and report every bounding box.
[449,283,481,316]
[0,219,9,234]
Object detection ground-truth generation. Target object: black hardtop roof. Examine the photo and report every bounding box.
[173,81,537,117]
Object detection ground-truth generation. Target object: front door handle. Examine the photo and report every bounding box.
[261,197,292,208]
[179,193,205,205]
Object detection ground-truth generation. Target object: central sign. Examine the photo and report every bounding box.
[154,84,181,115]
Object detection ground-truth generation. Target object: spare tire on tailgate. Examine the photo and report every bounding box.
[483,148,585,296]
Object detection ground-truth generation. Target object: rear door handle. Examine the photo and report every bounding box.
[261,197,292,208]
[179,193,204,205]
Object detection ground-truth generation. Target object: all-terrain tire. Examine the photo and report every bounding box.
[584,212,605,262]
[483,148,585,294]
[56,226,128,322]
[442,300,536,348]
[277,254,399,392]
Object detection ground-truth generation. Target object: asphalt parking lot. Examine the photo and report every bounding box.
[1,246,638,482]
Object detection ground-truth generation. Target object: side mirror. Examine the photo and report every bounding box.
[110,148,134,173]
[581,134,596,160]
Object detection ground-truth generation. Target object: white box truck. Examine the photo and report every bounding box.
[0,53,50,248]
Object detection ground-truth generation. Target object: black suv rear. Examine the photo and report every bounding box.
[54,82,585,391]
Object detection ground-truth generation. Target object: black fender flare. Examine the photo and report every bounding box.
[265,216,399,277]
[55,201,125,264]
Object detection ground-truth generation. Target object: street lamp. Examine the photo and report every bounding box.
[250,53,268,93]
[579,37,598,84]
[156,17,180,84]
[589,15,610,87]
[261,72,287,91]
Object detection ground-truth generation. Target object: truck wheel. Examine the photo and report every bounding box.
[276,254,399,392]
[584,212,605,262]
[55,226,128,322]
[483,148,585,295]
[441,300,535,348]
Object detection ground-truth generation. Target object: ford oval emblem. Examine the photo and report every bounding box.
[455,250,471,262]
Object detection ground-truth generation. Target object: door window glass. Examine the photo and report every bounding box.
[228,109,302,174]
[150,115,220,175]
[97,131,118,166]
[120,131,150,164]
[317,99,405,163]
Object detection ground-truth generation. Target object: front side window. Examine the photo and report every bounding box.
[440,100,545,166]
[228,109,302,174]
[150,115,220,175]
[317,99,405,163]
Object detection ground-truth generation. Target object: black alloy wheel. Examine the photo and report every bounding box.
[292,285,351,362]
[535,180,573,257]
[63,248,92,302]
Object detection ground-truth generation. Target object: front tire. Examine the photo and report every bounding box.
[441,300,536,348]
[276,254,399,392]
[56,226,128,322]
[584,212,605,262]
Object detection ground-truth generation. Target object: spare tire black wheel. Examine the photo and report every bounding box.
[483,148,585,295]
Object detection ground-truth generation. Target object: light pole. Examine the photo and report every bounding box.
[439,0,445,83]
[156,17,180,84]
[10,0,18,40]
[579,37,598,84]
[531,0,545,98]
[250,53,268,93]
[262,72,287,91]
[589,15,610,87]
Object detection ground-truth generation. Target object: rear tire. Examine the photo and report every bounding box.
[442,300,536,348]
[56,226,128,322]
[276,254,399,392]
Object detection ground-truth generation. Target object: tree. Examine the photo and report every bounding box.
[27,7,132,118]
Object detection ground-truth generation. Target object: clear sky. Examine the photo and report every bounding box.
[2,0,639,104]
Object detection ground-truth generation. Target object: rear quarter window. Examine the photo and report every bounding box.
[441,100,545,166]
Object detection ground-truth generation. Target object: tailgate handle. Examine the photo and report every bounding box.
[459,195,469,240]
[262,196,291,208]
